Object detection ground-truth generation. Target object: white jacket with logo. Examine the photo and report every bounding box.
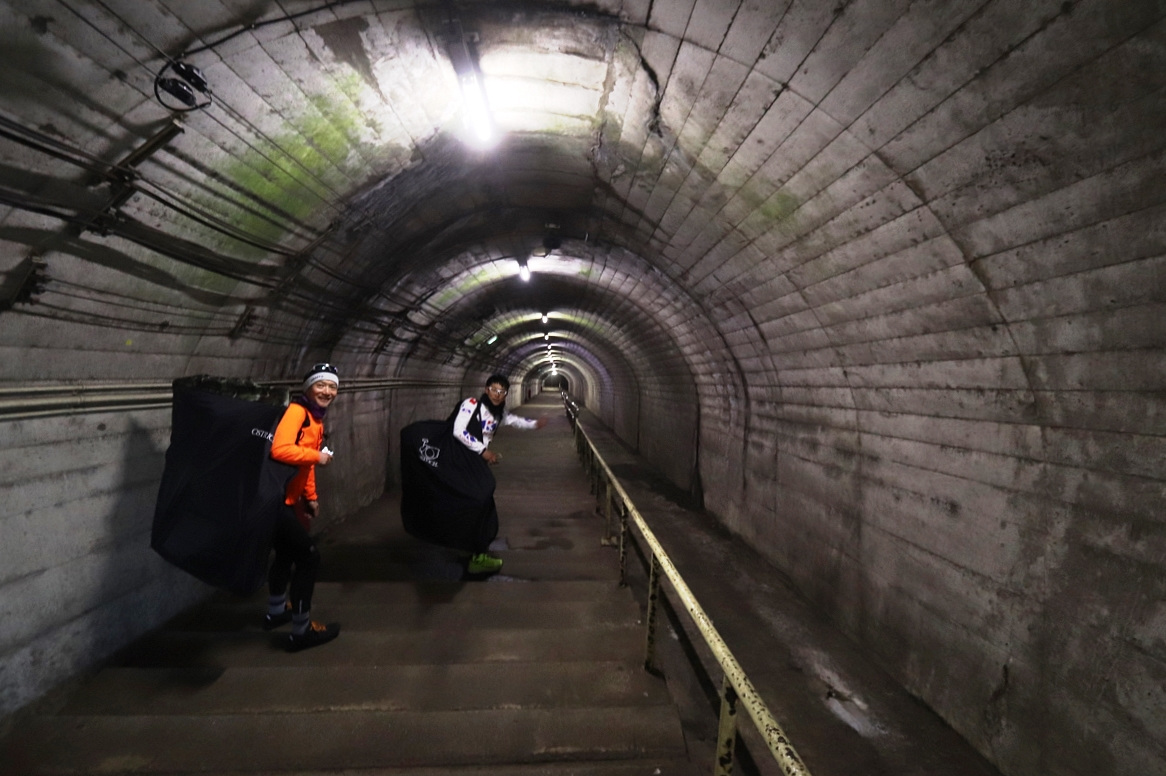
[453,397,538,454]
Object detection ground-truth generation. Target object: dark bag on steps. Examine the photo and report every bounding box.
[399,402,497,553]
[152,380,295,595]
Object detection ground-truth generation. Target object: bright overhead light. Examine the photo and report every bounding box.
[460,72,495,146]
[487,334,498,344]
[543,333,549,340]
[517,258,531,282]
[541,314,549,324]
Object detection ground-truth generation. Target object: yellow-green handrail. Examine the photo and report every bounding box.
[564,397,812,776]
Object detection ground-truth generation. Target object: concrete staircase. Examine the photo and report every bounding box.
[0,398,697,775]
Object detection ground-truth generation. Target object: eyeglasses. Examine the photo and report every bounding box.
[487,386,508,396]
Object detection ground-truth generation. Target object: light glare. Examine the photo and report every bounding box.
[461,73,495,146]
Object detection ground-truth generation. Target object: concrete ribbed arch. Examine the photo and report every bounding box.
[506,330,627,423]
[504,330,620,399]
[516,347,604,409]
[364,240,730,485]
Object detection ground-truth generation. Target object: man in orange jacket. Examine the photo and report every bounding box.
[264,363,341,651]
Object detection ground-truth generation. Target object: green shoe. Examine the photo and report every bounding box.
[468,553,503,574]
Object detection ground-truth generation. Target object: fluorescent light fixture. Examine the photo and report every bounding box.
[518,259,531,282]
[487,334,498,344]
[461,72,495,146]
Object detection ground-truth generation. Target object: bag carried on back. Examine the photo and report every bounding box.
[399,401,498,553]
[151,378,295,595]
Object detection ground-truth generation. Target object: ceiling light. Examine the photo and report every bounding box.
[460,72,495,146]
[518,258,531,282]
[443,17,496,148]
[541,314,549,324]
[487,334,498,344]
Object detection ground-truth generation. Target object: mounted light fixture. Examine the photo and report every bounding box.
[487,334,498,344]
[154,60,212,112]
[541,313,549,324]
[443,16,496,147]
[460,72,494,145]
[518,257,531,282]
[543,333,549,340]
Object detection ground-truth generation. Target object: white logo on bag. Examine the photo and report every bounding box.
[252,428,274,442]
[419,438,440,467]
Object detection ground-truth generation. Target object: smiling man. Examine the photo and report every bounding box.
[265,363,342,651]
[452,373,549,574]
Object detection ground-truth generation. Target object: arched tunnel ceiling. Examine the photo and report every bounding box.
[0,0,1162,409]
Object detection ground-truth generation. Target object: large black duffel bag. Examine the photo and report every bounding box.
[152,379,294,595]
[400,404,498,553]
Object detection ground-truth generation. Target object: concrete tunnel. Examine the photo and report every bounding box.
[0,1,1163,774]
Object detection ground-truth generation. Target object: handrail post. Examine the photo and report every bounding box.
[644,553,661,673]
[601,481,616,546]
[715,674,740,776]
[618,502,629,587]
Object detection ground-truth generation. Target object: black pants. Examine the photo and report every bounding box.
[268,506,320,613]
[475,497,499,553]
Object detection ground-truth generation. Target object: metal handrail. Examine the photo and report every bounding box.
[0,378,463,421]
[562,395,812,776]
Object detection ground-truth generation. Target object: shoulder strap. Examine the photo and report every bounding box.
[285,403,311,444]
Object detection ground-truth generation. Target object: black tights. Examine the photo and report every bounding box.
[475,498,499,553]
[268,507,321,613]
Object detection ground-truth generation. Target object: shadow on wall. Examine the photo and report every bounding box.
[75,418,208,699]
[1,414,212,719]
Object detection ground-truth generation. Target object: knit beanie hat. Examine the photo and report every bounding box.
[303,362,339,391]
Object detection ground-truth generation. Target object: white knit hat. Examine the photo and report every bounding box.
[303,362,339,390]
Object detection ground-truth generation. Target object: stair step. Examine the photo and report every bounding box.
[4,706,688,774]
[47,762,702,776]
[314,552,623,583]
[113,627,651,668]
[303,579,626,605]
[177,598,641,633]
[59,661,670,715]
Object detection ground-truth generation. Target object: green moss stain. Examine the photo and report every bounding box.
[734,182,801,235]
[760,191,799,224]
[192,72,394,263]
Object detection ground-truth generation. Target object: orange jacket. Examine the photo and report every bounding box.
[270,402,324,505]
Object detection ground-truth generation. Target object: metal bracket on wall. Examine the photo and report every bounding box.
[0,256,48,312]
[86,119,185,234]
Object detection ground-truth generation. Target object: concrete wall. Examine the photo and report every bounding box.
[0,409,208,715]
[675,8,1166,773]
